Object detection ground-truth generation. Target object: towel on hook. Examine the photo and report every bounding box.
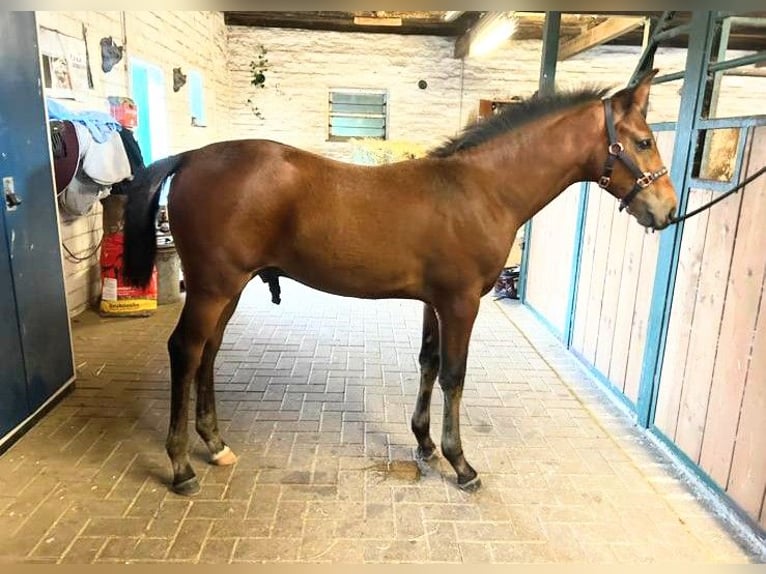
[74,122,131,185]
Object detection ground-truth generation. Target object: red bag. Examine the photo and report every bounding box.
[99,231,157,316]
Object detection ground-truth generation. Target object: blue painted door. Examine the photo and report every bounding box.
[130,62,153,161]
[0,12,74,427]
[0,203,28,437]
[130,59,168,164]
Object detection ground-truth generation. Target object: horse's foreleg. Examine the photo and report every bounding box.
[411,303,439,461]
[195,293,242,467]
[166,293,231,496]
[436,294,481,491]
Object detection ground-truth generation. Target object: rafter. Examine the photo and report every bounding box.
[221,12,766,52]
[558,16,646,60]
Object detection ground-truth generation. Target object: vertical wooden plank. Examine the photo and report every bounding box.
[726,274,766,524]
[581,191,617,363]
[619,130,677,403]
[622,227,661,404]
[675,182,741,463]
[653,190,712,435]
[594,208,630,377]
[700,126,766,486]
[571,186,601,353]
[550,186,581,332]
[525,185,580,335]
[608,218,646,392]
[525,204,556,326]
[609,131,678,396]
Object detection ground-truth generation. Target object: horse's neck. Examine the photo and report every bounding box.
[472,105,602,223]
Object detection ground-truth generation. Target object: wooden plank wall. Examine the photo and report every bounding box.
[524,184,582,337]
[654,125,766,528]
[570,131,674,403]
[523,122,766,527]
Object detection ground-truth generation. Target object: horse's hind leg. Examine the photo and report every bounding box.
[411,304,439,461]
[436,294,481,491]
[195,292,242,466]
[166,292,232,496]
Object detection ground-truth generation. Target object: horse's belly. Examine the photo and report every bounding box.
[278,251,423,300]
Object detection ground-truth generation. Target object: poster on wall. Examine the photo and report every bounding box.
[38,27,90,99]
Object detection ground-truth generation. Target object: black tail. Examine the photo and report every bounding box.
[123,154,185,287]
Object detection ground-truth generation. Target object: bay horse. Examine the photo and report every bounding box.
[123,69,677,496]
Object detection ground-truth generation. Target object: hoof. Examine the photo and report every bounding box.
[210,445,238,466]
[416,446,437,462]
[457,475,482,492]
[172,476,201,496]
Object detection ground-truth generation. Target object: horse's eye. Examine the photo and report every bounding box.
[636,138,652,150]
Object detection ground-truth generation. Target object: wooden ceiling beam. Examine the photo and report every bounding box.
[224,11,466,36]
[222,11,766,51]
[558,16,646,60]
[352,16,402,27]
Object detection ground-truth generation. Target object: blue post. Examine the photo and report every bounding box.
[635,12,716,428]
[565,182,590,347]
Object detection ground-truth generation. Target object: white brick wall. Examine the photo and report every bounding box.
[225,27,697,161]
[227,26,764,156]
[226,27,466,160]
[36,11,228,316]
[225,27,559,160]
[35,14,763,316]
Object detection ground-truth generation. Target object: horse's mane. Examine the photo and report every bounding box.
[429,86,611,158]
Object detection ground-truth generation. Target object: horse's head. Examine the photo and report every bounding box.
[598,69,678,230]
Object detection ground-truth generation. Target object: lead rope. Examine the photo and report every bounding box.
[669,164,766,225]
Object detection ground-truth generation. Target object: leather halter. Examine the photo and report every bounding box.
[598,99,668,212]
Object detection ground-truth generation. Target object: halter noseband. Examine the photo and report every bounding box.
[598,99,668,212]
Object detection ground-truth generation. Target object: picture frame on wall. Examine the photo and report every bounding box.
[38,27,90,99]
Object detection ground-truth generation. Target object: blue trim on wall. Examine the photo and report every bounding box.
[698,115,766,129]
[649,425,766,541]
[564,182,589,348]
[650,121,678,132]
[524,301,565,343]
[523,302,639,415]
[518,220,532,304]
[568,348,638,414]
[731,127,750,185]
[526,294,766,541]
[517,13,766,543]
[635,12,716,429]
[687,118,750,193]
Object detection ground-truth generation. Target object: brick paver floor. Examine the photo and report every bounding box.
[0,279,763,563]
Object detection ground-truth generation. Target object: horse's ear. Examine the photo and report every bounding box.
[612,68,658,118]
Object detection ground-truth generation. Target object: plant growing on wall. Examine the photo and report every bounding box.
[247,44,269,120]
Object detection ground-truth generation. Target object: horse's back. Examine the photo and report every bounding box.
[166,139,507,299]
[170,138,436,242]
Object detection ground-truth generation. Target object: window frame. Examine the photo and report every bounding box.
[327,88,388,142]
[188,70,206,127]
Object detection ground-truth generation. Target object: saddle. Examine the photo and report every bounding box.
[49,119,80,193]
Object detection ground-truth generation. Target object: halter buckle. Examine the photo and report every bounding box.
[608,142,624,155]
[637,173,654,188]
[598,176,611,189]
